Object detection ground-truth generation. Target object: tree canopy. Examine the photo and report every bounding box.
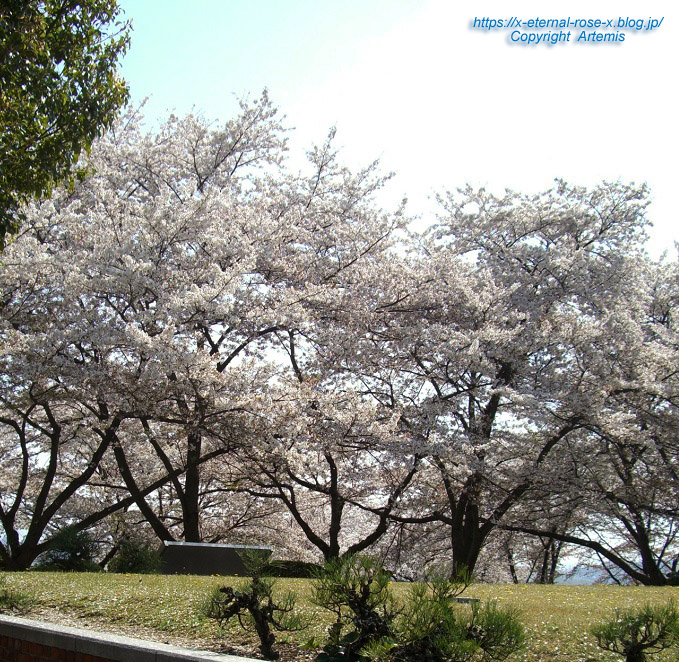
[0,0,129,248]
[0,96,676,584]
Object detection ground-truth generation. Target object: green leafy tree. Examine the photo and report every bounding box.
[107,538,162,574]
[0,0,130,247]
[33,526,101,572]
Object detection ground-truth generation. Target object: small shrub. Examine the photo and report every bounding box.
[364,571,524,662]
[591,601,679,662]
[366,578,475,662]
[312,557,524,662]
[312,555,396,661]
[202,551,305,660]
[0,576,33,613]
[108,538,162,574]
[33,527,100,572]
[311,558,525,662]
[465,601,525,661]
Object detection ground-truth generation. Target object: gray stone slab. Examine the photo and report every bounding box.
[159,542,272,576]
[455,596,480,604]
[155,648,258,662]
[74,629,159,662]
[0,614,77,651]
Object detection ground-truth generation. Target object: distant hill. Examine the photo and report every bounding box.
[555,566,618,585]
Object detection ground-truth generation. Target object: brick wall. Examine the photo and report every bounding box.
[0,634,111,662]
[0,615,256,662]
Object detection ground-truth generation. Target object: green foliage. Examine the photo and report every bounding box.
[465,601,526,661]
[202,551,305,660]
[311,555,396,661]
[312,558,524,662]
[107,538,162,574]
[0,573,675,660]
[0,0,130,246]
[591,601,679,662]
[0,576,34,613]
[34,527,101,572]
[366,574,524,662]
[366,579,476,662]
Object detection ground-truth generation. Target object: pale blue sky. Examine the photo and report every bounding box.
[119,1,417,114]
[118,0,677,255]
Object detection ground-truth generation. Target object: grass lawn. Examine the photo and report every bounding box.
[1,571,678,661]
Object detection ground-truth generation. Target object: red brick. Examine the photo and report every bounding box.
[28,642,44,656]
[46,646,66,661]
[0,640,16,661]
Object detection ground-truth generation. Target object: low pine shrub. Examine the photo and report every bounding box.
[311,555,396,661]
[312,557,525,662]
[202,551,306,660]
[591,601,679,662]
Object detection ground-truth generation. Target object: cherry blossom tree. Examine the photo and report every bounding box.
[2,87,675,581]
[221,381,419,561]
[0,93,410,563]
[0,93,288,563]
[503,257,679,585]
[342,181,664,576]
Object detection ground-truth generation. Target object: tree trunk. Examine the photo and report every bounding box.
[182,428,202,541]
[505,542,519,584]
[449,499,485,577]
[1,552,36,571]
[443,470,489,577]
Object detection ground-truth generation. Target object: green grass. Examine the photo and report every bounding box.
[1,572,677,660]
[0,575,34,613]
